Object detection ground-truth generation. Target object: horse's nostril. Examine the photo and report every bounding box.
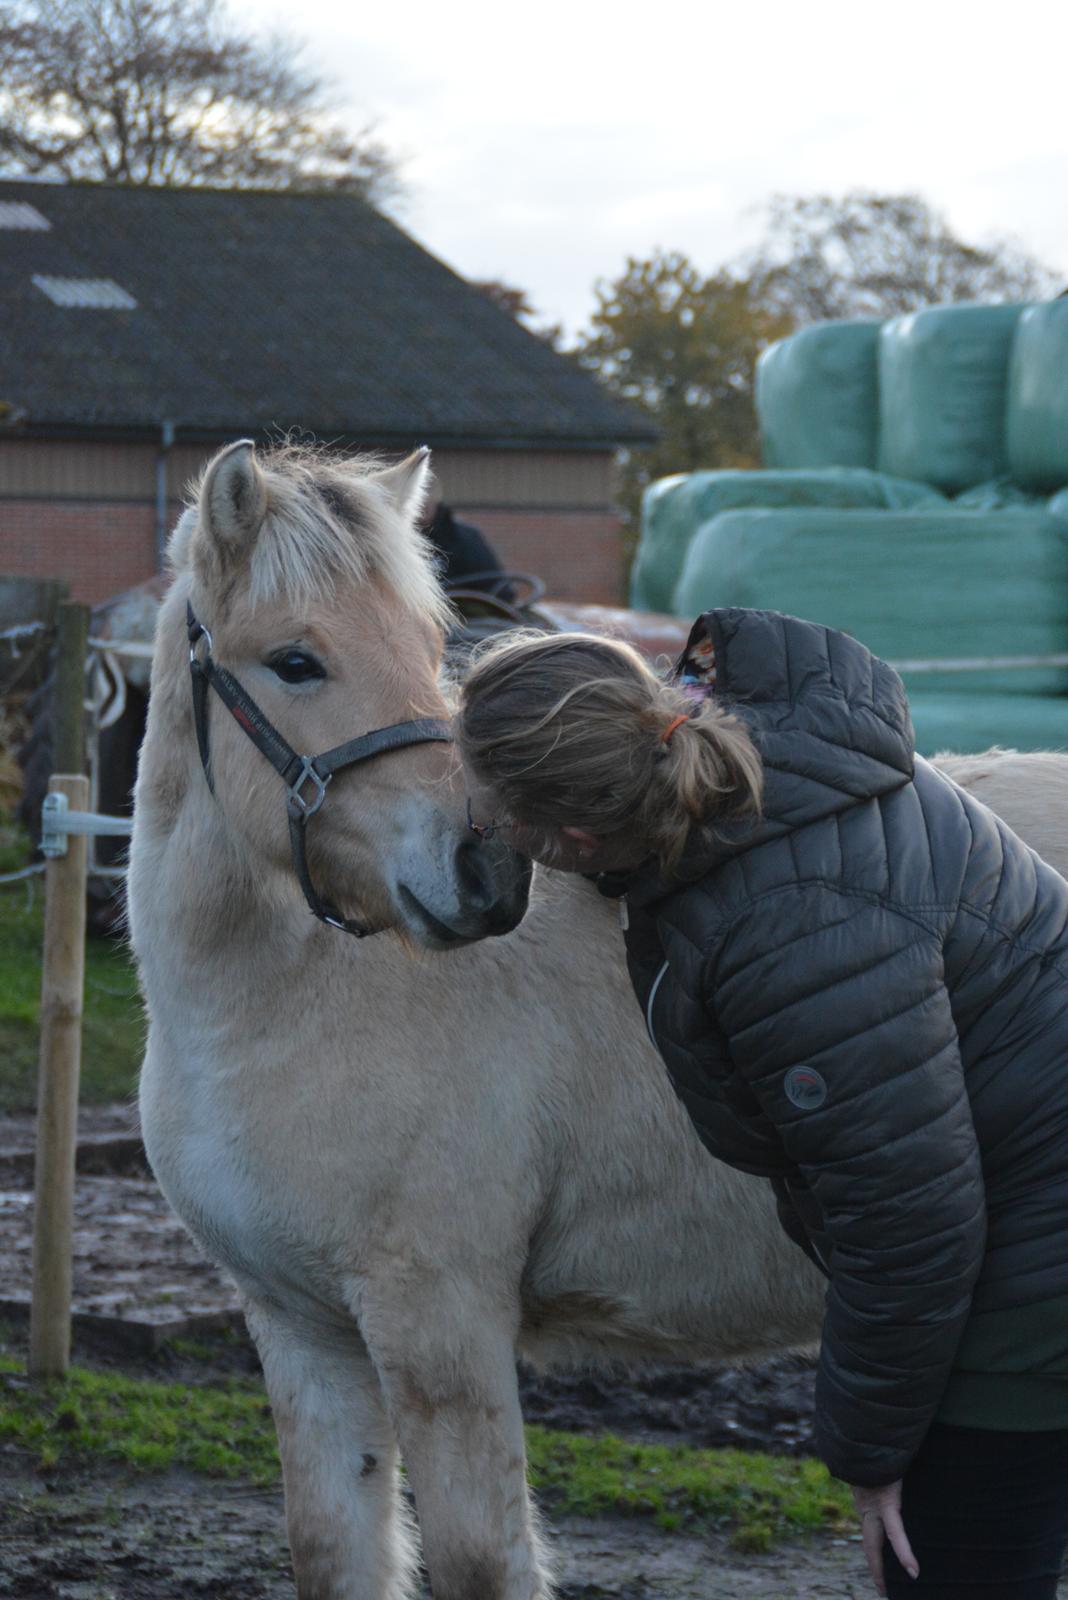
[457,837,496,910]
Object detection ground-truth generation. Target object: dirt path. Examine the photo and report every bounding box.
[0,1454,877,1600]
[4,1109,1065,1598]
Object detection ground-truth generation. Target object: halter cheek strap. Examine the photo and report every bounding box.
[187,602,452,937]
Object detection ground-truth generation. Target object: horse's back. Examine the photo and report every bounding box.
[933,749,1068,881]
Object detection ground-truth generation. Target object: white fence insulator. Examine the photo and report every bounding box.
[40,791,133,859]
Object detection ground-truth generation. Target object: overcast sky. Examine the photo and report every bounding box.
[233,0,1068,338]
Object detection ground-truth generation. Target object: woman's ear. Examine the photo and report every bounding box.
[560,825,601,855]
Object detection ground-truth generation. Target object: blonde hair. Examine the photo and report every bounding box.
[457,630,763,872]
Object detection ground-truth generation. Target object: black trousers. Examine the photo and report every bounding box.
[883,1423,1068,1598]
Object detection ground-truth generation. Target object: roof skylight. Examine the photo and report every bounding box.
[32,275,137,309]
[0,201,50,230]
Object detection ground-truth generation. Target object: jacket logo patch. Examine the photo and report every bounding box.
[784,1065,827,1110]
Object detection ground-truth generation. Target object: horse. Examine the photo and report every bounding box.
[129,439,1068,1600]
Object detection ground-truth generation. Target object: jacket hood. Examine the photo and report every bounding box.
[623,608,916,908]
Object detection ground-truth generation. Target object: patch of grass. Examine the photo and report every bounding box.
[0,1349,851,1550]
[0,877,143,1112]
[0,1354,279,1485]
[525,1427,851,1549]
[166,1327,245,1365]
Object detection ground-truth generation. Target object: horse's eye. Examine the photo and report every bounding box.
[269,649,326,685]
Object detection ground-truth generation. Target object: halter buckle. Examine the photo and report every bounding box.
[286,757,331,819]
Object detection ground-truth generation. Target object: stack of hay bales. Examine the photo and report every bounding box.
[632,300,1068,754]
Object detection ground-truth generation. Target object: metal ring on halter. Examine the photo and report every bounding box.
[286,757,332,819]
[189,620,213,665]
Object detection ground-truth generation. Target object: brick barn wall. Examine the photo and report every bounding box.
[0,499,167,605]
[462,509,624,604]
[0,499,626,606]
[0,440,628,606]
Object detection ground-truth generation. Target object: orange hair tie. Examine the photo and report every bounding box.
[659,713,688,745]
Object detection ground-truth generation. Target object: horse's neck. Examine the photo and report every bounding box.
[130,670,327,1023]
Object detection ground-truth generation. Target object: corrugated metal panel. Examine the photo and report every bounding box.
[0,201,50,230]
[0,441,157,498]
[0,440,618,512]
[431,450,616,509]
[31,275,137,309]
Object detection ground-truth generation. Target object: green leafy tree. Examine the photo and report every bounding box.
[0,0,400,203]
[746,191,1061,324]
[574,250,792,534]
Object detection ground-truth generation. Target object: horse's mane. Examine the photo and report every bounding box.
[173,440,454,628]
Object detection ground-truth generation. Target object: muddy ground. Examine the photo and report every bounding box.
[2,1107,1062,1599]
[0,1452,879,1600]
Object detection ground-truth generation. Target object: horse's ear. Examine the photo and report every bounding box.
[199,439,268,559]
[373,446,432,524]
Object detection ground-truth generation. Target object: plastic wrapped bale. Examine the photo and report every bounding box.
[954,479,1048,511]
[904,690,1068,756]
[878,303,1027,492]
[1006,300,1068,490]
[628,467,943,614]
[1049,488,1068,525]
[629,474,689,611]
[673,506,1068,709]
[756,321,882,469]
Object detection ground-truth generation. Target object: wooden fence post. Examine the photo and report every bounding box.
[28,604,91,1379]
[51,602,89,773]
[28,773,90,1377]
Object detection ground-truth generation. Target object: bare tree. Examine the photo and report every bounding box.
[470,278,565,350]
[746,192,1061,323]
[0,0,401,204]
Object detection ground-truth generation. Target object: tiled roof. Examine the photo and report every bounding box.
[0,180,652,447]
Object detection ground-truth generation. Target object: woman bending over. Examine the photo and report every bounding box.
[457,607,1068,1600]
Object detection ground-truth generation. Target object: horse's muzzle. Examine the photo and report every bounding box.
[396,839,532,949]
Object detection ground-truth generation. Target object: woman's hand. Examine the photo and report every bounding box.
[851,1480,919,1594]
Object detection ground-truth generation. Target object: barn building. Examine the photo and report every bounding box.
[0,181,651,605]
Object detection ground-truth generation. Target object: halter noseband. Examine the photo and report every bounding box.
[186,601,452,937]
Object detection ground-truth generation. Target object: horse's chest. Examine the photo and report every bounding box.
[140,1059,342,1317]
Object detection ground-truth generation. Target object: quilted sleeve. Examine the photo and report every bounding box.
[707,886,985,1487]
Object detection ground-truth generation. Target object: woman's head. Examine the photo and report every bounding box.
[456,630,763,873]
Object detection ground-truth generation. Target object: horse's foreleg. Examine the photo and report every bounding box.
[244,1299,418,1600]
[358,1280,551,1600]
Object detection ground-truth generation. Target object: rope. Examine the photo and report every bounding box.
[0,861,46,885]
[0,621,46,650]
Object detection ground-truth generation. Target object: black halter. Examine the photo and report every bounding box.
[186,601,452,937]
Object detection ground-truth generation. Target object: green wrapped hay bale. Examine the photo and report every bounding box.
[629,474,690,611]
[878,303,1027,492]
[907,690,1067,756]
[1006,301,1068,490]
[756,321,882,470]
[954,479,1047,511]
[629,467,942,614]
[673,506,1068,700]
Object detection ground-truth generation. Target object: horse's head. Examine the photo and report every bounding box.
[164,439,531,949]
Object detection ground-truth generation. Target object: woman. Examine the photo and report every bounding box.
[457,607,1068,1600]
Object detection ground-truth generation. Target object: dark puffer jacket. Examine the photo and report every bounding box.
[618,609,1068,1488]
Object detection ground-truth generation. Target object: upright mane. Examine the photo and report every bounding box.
[171,440,454,628]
